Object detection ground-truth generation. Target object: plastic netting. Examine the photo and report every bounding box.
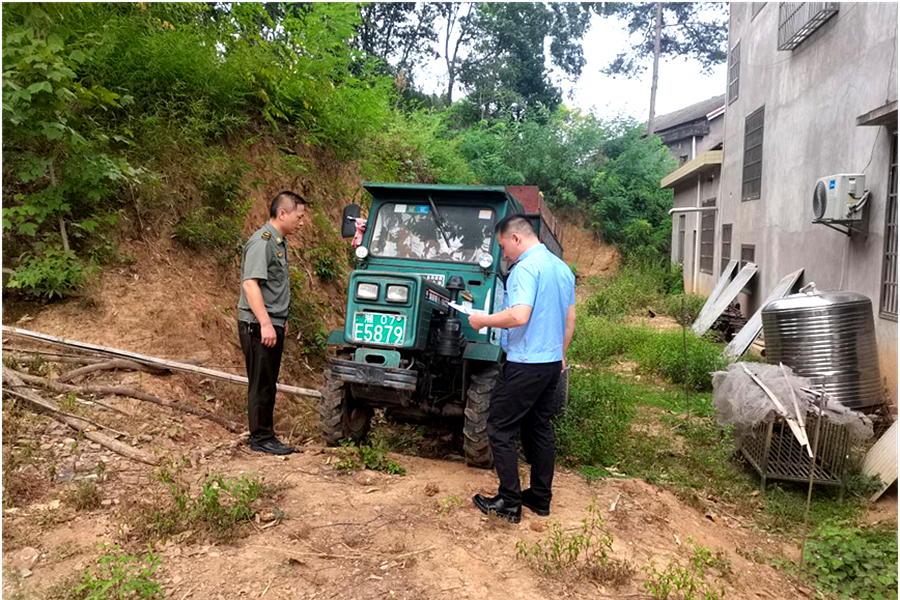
[712,362,874,443]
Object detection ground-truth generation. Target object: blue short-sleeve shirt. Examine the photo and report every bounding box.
[500,244,575,363]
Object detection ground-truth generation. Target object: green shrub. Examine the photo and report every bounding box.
[72,546,163,600]
[332,440,405,475]
[305,209,351,283]
[631,330,728,392]
[804,521,898,600]
[583,262,685,320]
[173,153,250,260]
[568,317,652,367]
[555,370,636,467]
[7,247,90,299]
[516,502,632,585]
[287,268,329,357]
[131,464,273,543]
[642,539,727,600]
[659,294,707,325]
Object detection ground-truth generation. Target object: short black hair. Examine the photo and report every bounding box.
[495,214,536,237]
[269,191,307,219]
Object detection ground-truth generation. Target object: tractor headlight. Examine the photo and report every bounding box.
[357,282,378,300]
[355,246,369,261]
[478,253,494,270]
[386,284,409,303]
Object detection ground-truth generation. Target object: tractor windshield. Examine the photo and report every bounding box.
[369,203,495,263]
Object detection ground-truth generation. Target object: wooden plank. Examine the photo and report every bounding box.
[1,326,321,399]
[862,420,899,502]
[692,262,758,336]
[723,268,804,359]
[693,259,738,326]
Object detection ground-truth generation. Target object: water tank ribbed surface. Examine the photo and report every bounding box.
[761,291,882,411]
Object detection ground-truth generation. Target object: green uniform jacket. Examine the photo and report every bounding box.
[237,221,290,327]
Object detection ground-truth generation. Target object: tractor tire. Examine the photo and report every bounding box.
[463,363,501,469]
[319,370,373,446]
[554,367,570,416]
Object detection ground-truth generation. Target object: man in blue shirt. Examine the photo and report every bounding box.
[468,215,576,523]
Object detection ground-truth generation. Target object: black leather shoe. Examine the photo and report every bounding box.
[521,488,550,516]
[250,439,293,455]
[473,493,522,523]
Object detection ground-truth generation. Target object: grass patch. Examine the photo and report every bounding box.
[64,546,163,600]
[582,263,683,319]
[568,317,726,392]
[642,538,729,600]
[66,480,103,511]
[332,440,406,475]
[124,462,275,544]
[555,370,636,467]
[516,501,634,585]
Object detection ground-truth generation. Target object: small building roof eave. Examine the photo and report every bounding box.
[660,150,724,189]
[856,100,898,128]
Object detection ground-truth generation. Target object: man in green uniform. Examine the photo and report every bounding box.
[237,191,307,455]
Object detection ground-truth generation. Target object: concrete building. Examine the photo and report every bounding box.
[666,3,898,401]
[656,95,726,296]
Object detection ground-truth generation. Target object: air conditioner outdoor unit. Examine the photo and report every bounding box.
[812,174,867,222]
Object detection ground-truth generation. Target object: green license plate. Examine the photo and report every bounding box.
[352,312,406,345]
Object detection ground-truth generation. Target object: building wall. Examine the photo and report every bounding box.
[670,168,722,296]
[720,2,898,401]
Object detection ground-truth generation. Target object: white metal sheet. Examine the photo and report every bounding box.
[695,259,738,322]
[723,268,804,359]
[692,263,758,336]
[862,420,898,502]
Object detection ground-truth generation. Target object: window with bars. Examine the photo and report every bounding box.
[677,215,686,263]
[742,107,765,200]
[721,224,733,275]
[699,199,716,274]
[880,130,898,320]
[728,41,740,105]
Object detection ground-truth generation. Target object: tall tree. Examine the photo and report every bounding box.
[595,2,728,130]
[458,2,592,118]
[357,3,440,85]
[437,2,476,105]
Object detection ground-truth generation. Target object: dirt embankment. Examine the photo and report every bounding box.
[557,212,618,279]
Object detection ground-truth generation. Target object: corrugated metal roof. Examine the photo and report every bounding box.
[652,94,726,134]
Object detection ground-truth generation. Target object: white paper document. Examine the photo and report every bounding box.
[448,302,486,316]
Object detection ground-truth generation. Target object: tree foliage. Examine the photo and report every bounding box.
[2,2,678,300]
[596,2,728,77]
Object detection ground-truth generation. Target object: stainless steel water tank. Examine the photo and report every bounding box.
[761,290,882,411]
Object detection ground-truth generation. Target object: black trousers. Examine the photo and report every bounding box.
[238,320,285,443]
[487,361,561,506]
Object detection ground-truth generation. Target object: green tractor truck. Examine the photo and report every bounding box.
[319,183,567,468]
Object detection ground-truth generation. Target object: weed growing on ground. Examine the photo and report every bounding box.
[803,520,898,600]
[568,317,727,392]
[66,479,102,511]
[332,441,405,475]
[68,546,163,600]
[516,502,633,585]
[555,370,636,467]
[437,494,462,516]
[125,462,273,543]
[642,539,728,600]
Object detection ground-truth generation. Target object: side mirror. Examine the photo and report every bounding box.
[341,204,361,238]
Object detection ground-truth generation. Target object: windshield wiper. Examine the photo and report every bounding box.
[426,194,453,249]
